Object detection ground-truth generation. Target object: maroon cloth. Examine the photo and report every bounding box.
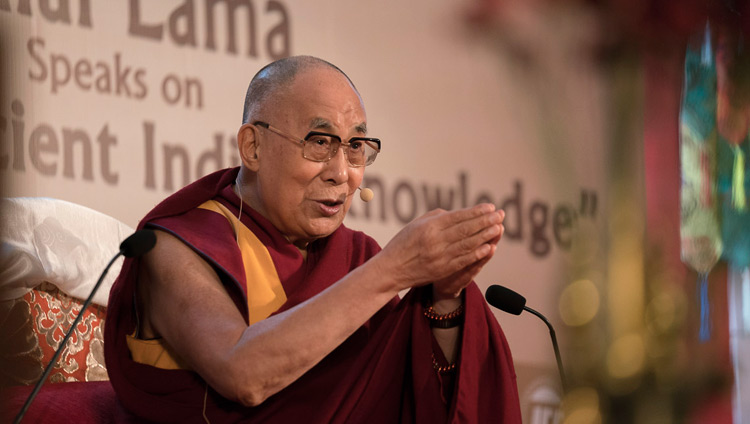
[1,382,140,423]
[104,167,521,423]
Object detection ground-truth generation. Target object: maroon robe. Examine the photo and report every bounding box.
[104,167,521,423]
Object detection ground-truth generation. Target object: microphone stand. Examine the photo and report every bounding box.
[524,305,567,393]
[12,253,123,424]
[13,228,155,423]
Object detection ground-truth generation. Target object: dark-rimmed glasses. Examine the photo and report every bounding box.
[254,121,381,167]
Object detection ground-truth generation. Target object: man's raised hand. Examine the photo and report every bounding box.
[376,203,505,293]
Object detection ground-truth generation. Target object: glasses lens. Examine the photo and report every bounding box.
[303,133,379,166]
[346,140,367,166]
[304,134,337,161]
[360,140,379,166]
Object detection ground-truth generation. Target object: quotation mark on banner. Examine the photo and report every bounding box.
[579,190,597,219]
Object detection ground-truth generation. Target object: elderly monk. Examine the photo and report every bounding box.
[104,56,521,423]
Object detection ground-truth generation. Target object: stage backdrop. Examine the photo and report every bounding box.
[1,1,608,421]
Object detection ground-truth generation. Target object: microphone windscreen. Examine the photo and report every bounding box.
[485,285,526,315]
[120,229,157,258]
[359,187,374,202]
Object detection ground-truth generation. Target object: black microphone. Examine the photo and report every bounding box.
[485,284,568,392]
[119,228,158,258]
[13,229,157,424]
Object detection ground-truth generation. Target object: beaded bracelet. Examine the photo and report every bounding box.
[423,303,464,329]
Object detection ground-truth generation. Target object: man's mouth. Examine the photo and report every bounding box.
[318,193,347,207]
[316,198,345,217]
[321,199,343,207]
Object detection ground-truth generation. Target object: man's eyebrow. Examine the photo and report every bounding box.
[309,118,368,135]
[310,117,333,131]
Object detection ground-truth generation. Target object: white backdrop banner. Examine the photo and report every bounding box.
[1,1,607,421]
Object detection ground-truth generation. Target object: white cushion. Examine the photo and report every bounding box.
[0,198,134,306]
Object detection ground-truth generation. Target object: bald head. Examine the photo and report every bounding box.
[242,56,359,124]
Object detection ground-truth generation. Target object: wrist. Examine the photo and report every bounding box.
[365,253,409,296]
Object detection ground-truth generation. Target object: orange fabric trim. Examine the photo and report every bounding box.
[127,200,287,370]
[198,200,287,325]
[126,334,191,370]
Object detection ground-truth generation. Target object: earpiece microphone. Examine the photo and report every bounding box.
[358,187,374,202]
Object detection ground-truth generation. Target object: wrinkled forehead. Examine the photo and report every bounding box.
[272,67,367,131]
[308,117,368,135]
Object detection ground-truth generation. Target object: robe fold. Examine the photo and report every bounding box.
[103,167,521,423]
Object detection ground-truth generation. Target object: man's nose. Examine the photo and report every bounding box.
[323,146,349,184]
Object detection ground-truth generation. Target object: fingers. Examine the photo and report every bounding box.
[437,203,497,230]
[487,226,503,247]
[433,252,494,300]
[444,237,497,274]
[441,212,504,259]
[378,204,505,291]
[439,206,504,244]
[418,205,504,278]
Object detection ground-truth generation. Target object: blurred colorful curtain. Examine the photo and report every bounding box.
[680,22,750,343]
[680,25,723,342]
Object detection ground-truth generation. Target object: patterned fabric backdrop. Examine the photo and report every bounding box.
[0,283,107,387]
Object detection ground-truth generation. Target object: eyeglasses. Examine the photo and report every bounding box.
[254,121,381,167]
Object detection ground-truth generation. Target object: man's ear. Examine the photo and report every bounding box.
[237,123,260,172]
